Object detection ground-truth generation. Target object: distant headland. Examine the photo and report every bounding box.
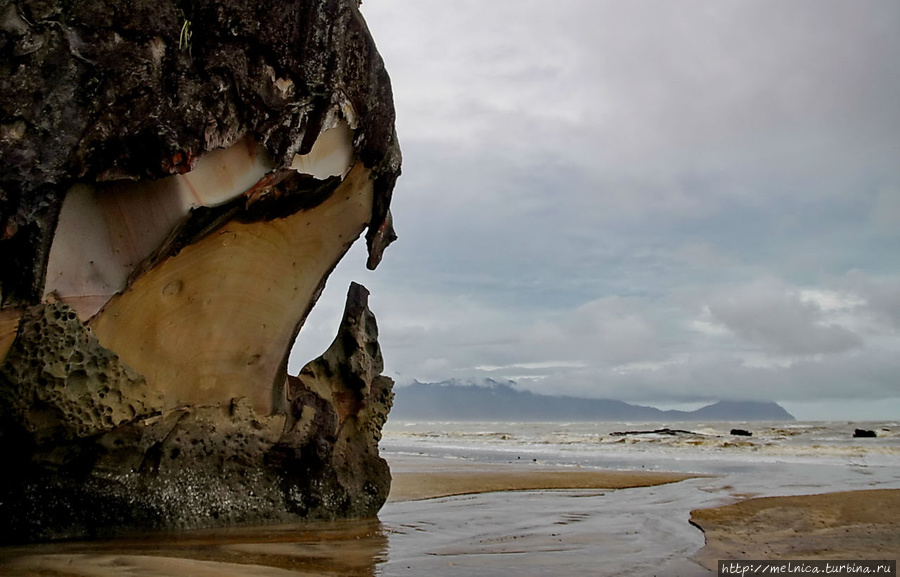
[391,379,795,422]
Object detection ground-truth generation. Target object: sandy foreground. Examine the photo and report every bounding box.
[690,488,900,569]
[392,464,900,568]
[388,465,696,502]
[0,461,897,576]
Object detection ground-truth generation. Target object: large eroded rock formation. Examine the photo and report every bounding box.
[0,0,399,542]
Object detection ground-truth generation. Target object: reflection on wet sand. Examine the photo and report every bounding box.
[0,519,388,577]
[0,463,704,577]
[12,455,897,577]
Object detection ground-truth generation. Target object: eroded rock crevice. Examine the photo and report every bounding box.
[277,282,394,518]
[0,0,399,542]
[1,0,400,307]
[0,285,393,542]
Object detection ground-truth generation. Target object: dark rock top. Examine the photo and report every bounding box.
[0,0,399,542]
[1,0,400,305]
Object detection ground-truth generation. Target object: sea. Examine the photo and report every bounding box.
[376,419,900,576]
[380,419,900,475]
[1,420,898,577]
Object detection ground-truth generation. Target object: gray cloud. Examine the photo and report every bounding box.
[707,279,863,356]
[289,1,900,419]
[842,272,900,330]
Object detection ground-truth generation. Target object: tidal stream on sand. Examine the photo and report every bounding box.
[2,420,898,576]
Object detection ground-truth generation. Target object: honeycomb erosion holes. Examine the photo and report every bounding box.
[0,0,400,542]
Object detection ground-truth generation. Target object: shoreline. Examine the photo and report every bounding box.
[388,463,699,502]
[1,458,898,576]
[690,488,900,568]
[390,460,900,567]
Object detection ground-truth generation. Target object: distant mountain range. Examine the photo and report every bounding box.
[390,379,795,422]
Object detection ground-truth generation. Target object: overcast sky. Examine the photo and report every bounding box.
[291,0,900,420]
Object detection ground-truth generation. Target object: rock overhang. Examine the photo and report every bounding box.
[1,0,400,304]
[1,0,401,371]
[0,0,400,540]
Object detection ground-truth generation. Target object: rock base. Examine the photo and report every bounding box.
[0,286,393,543]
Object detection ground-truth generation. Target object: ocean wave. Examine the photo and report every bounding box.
[381,420,900,467]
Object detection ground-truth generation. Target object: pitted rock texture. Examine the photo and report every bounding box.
[276,282,394,518]
[0,303,162,446]
[0,400,290,542]
[0,0,400,306]
[0,0,399,542]
[0,286,393,542]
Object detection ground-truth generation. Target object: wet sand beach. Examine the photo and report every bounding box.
[388,461,697,502]
[1,455,898,576]
[690,488,900,569]
[0,519,388,577]
[0,460,704,576]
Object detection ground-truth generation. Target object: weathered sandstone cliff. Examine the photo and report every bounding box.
[0,0,399,542]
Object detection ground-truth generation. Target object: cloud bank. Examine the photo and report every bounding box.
[291,0,900,420]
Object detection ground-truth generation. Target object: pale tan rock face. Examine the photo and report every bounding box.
[37,106,370,416]
[89,162,374,415]
[0,0,400,542]
[43,137,275,320]
[1,285,393,542]
[0,308,20,364]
